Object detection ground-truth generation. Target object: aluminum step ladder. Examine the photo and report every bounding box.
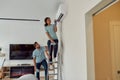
[48,59,59,80]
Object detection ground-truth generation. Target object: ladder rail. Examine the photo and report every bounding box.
[57,22,64,80]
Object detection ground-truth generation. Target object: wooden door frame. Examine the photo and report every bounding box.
[85,0,119,80]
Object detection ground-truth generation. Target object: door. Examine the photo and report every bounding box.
[110,21,120,80]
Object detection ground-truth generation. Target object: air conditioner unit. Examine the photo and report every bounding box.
[56,3,67,22]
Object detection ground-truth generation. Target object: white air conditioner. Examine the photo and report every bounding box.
[56,3,67,22]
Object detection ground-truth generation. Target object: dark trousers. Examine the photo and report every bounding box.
[36,60,49,80]
[47,39,58,62]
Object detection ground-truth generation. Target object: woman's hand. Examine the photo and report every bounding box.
[50,39,55,43]
[54,19,57,24]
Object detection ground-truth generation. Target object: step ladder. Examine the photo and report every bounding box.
[47,42,62,80]
[48,51,63,80]
[48,60,59,80]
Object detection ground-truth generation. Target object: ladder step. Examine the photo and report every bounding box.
[49,67,58,70]
[49,73,58,75]
[48,61,58,64]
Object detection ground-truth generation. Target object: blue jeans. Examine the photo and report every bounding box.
[47,39,58,62]
[36,59,49,80]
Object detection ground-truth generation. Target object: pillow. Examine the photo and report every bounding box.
[17,74,37,80]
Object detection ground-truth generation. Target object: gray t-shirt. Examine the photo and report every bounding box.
[45,24,58,39]
[32,47,46,63]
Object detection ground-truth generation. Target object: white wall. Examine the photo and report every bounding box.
[0,18,48,60]
[62,0,102,80]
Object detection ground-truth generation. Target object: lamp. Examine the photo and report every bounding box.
[0,57,6,79]
[0,47,5,79]
[0,47,5,57]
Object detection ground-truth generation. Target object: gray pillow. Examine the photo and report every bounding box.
[17,74,37,80]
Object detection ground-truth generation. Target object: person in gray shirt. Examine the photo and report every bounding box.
[44,17,58,63]
[32,42,50,80]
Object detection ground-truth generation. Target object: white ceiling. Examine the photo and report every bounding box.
[0,0,61,19]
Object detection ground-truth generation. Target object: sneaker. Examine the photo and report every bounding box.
[53,58,56,62]
[53,57,58,62]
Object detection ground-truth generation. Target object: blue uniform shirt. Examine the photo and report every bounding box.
[45,24,58,39]
[32,47,46,63]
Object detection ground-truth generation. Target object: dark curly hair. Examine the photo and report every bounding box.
[44,17,50,27]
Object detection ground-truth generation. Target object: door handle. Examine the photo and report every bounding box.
[117,70,120,74]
